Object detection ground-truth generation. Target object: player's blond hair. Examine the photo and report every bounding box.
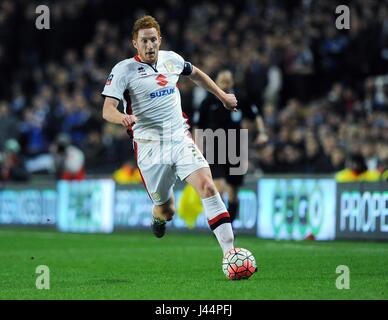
[132,15,161,40]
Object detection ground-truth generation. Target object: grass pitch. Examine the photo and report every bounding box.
[0,227,387,300]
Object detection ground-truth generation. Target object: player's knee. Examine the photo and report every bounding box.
[201,178,218,198]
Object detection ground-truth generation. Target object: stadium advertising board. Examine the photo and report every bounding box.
[1,180,258,235]
[114,183,258,234]
[336,182,388,240]
[114,187,153,228]
[0,184,56,225]
[57,180,115,233]
[257,178,336,240]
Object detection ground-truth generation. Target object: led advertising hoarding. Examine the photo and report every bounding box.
[57,180,115,233]
[257,178,336,240]
[336,182,388,240]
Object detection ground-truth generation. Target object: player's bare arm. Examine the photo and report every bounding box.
[102,97,138,127]
[189,66,238,112]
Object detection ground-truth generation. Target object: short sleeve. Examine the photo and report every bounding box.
[101,62,128,101]
[169,51,184,73]
[168,51,192,75]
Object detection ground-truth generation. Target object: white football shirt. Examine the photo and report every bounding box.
[102,50,191,141]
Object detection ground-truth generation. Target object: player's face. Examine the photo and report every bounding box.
[132,28,161,64]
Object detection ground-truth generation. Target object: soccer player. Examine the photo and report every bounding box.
[101,15,237,256]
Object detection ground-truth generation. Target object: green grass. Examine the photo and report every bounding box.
[0,227,387,300]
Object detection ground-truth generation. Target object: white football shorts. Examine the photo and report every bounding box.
[133,135,209,205]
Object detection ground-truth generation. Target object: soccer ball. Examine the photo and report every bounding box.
[222,248,257,280]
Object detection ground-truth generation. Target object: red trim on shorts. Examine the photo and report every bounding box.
[208,212,230,226]
[182,112,191,128]
[134,141,153,201]
[125,93,132,115]
[182,112,195,142]
[124,91,134,137]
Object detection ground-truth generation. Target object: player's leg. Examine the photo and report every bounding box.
[214,178,233,222]
[207,147,228,195]
[185,167,234,256]
[211,164,230,220]
[134,140,177,238]
[175,136,234,255]
[151,195,175,238]
[153,195,175,221]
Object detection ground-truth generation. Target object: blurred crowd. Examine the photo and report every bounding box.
[0,0,387,182]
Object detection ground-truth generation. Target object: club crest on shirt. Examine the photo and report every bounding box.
[106,74,113,85]
[151,192,161,202]
[164,60,175,73]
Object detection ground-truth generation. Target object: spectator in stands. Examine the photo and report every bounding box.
[304,137,331,173]
[51,134,86,180]
[112,160,142,184]
[377,143,388,181]
[0,139,29,182]
[0,0,387,176]
[336,153,381,182]
[62,93,91,146]
[19,106,48,157]
[255,144,279,174]
[329,147,346,172]
[379,161,388,181]
[0,101,19,150]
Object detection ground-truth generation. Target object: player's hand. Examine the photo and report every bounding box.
[221,93,238,112]
[121,114,138,127]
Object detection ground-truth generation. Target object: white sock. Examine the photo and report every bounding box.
[201,193,234,255]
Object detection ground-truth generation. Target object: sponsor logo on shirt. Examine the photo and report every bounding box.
[150,87,175,99]
[155,74,168,87]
